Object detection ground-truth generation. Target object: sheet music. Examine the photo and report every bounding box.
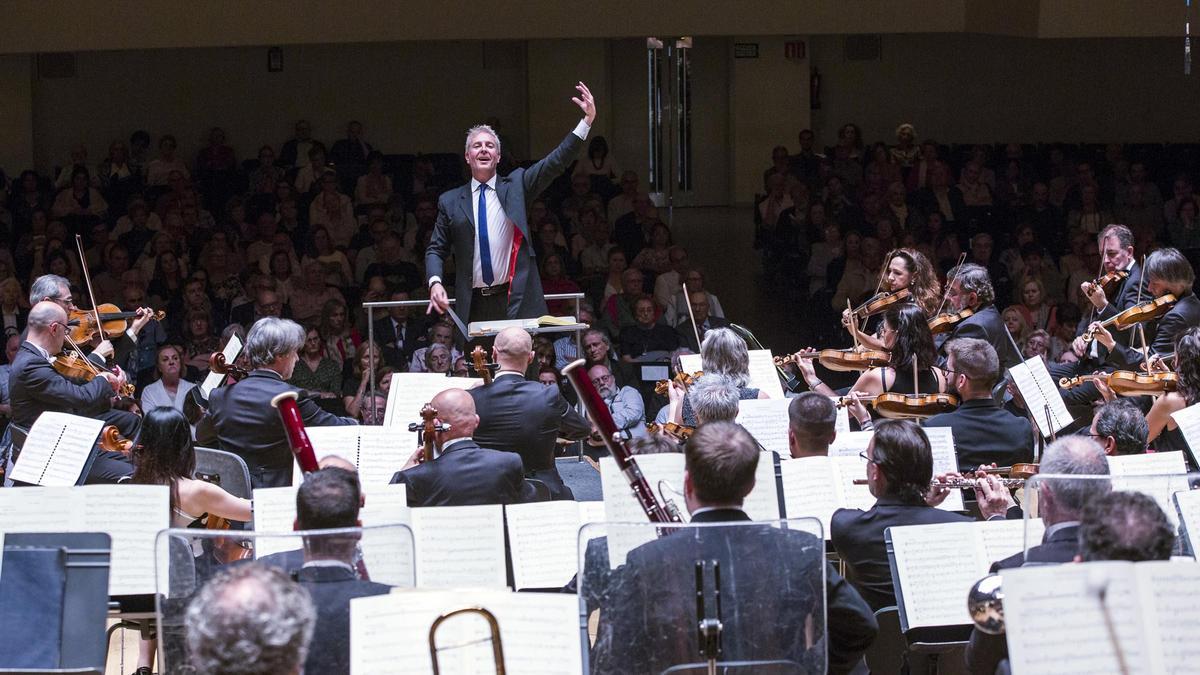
[1170,402,1200,469]
[382,374,481,427]
[506,501,606,589]
[1173,490,1200,556]
[1004,562,1152,674]
[1143,563,1200,670]
[1108,452,1190,526]
[251,487,302,558]
[1008,357,1073,438]
[736,398,791,457]
[779,457,840,538]
[1108,451,1187,476]
[350,590,581,675]
[828,431,873,457]
[200,335,241,396]
[357,484,413,587]
[835,402,851,434]
[0,485,168,595]
[9,412,104,486]
[411,505,506,588]
[979,518,1045,566]
[677,349,783,399]
[298,426,408,485]
[889,522,988,628]
[922,427,965,511]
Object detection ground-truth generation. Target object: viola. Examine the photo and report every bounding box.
[776,347,891,373]
[209,351,249,381]
[68,303,165,343]
[985,463,1039,479]
[98,425,134,455]
[51,351,135,398]
[471,346,494,385]
[646,421,695,442]
[851,288,912,319]
[834,391,960,419]
[1060,371,1177,396]
[1085,270,1130,299]
[654,371,703,396]
[1084,294,1177,343]
[928,308,975,335]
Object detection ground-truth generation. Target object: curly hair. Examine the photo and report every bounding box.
[1175,327,1200,405]
[879,248,941,316]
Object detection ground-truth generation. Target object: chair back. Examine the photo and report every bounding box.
[864,606,904,675]
[8,423,29,455]
[193,446,252,500]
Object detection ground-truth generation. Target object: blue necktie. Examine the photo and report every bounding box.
[478,183,494,286]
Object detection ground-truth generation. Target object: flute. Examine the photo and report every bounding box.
[853,477,1025,489]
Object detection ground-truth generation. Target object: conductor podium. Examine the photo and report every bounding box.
[581,518,827,675]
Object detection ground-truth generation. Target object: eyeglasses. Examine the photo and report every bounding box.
[859,450,881,465]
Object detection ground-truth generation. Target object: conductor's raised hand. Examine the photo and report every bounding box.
[427,282,450,315]
[573,82,597,125]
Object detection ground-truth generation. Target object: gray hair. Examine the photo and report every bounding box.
[29,274,70,306]
[425,342,450,368]
[945,337,1000,387]
[947,263,995,307]
[245,317,305,368]
[688,375,741,424]
[464,124,501,154]
[1098,224,1134,249]
[700,328,750,388]
[1040,436,1111,515]
[1093,399,1149,456]
[185,564,315,675]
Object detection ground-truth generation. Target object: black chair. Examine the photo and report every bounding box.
[193,446,253,500]
[0,533,111,674]
[864,606,904,675]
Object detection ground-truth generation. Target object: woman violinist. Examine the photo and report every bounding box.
[843,248,941,352]
[801,304,950,424]
[128,406,252,673]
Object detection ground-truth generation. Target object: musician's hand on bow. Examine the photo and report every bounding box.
[925,472,957,506]
[974,473,1018,520]
[1071,335,1088,357]
[1145,354,1167,373]
[1088,321,1115,350]
[572,81,597,125]
[1092,371,1117,402]
[93,339,115,360]
[427,282,450,315]
[130,307,154,336]
[795,352,818,383]
[1082,281,1108,311]
[847,390,872,427]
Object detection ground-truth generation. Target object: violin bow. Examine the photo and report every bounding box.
[73,234,104,342]
[934,252,967,319]
[846,299,861,350]
[682,282,702,352]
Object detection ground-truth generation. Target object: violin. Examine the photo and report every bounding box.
[195,473,252,564]
[51,351,135,398]
[68,304,165,344]
[470,346,493,385]
[834,391,960,419]
[1059,371,1177,396]
[647,421,695,442]
[984,463,1039,479]
[98,425,134,455]
[776,347,891,373]
[209,351,249,380]
[1084,270,1130,299]
[928,308,975,335]
[654,371,703,396]
[850,288,912,319]
[1084,294,1177,343]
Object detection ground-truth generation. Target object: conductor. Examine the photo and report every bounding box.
[426,82,598,324]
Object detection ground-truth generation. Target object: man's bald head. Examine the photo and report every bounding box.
[429,388,479,439]
[493,327,533,372]
[27,301,68,350]
[318,455,357,473]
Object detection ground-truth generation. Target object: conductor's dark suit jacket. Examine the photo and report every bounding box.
[1106,292,1200,369]
[923,398,1034,472]
[469,372,590,499]
[940,304,1021,370]
[296,564,390,675]
[196,369,356,488]
[425,129,585,321]
[389,439,538,506]
[590,509,878,675]
[831,496,972,611]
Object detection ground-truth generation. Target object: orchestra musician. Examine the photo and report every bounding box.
[590,422,878,675]
[389,388,542,506]
[842,247,941,351]
[1087,399,1149,456]
[799,304,949,425]
[128,406,252,674]
[671,327,768,427]
[196,317,356,488]
[1088,247,1200,369]
[922,338,1033,471]
[940,263,1022,370]
[469,327,590,499]
[8,300,133,484]
[787,392,838,458]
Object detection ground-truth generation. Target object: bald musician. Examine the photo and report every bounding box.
[390,388,539,506]
[469,327,590,499]
[9,300,132,483]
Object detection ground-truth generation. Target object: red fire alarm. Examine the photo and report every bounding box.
[785,41,806,60]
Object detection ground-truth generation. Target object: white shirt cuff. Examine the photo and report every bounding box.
[125,328,138,343]
[429,276,442,288]
[573,119,591,141]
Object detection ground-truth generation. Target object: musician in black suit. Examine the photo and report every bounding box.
[371,289,422,370]
[940,263,1021,370]
[426,83,597,325]
[196,317,355,488]
[390,388,539,506]
[830,419,972,611]
[1090,247,1200,369]
[469,327,590,499]
[8,301,133,484]
[675,288,731,353]
[923,338,1033,471]
[590,422,877,675]
[258,468,389,675]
